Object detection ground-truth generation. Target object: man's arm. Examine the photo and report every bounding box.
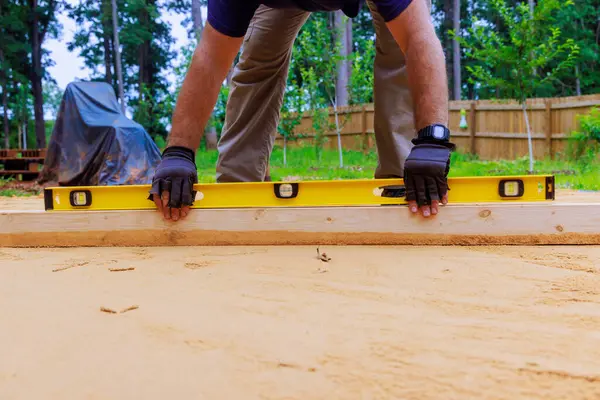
[168,24,243,150]
[386,0,448,130]
[385,0,453,217]
[149,23,243,221]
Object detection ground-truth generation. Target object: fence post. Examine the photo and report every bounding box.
[545,100,553,159]
[362,105,368,153]
[469,101,477,155]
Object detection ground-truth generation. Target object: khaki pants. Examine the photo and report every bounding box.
[215,1,430,183]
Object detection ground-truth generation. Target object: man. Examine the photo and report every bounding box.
[149,0,456,222]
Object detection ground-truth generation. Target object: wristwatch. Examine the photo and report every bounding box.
[416,124,451,143]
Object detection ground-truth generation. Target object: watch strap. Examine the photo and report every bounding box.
[417,124,450,142]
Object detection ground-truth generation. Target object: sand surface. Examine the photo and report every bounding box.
[2,245,600,399]
[2,190,600,399]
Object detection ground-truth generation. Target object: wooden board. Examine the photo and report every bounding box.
[1,203,600,247]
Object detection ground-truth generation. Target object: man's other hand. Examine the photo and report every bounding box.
[404,141,454,217]
[148,146,198,221]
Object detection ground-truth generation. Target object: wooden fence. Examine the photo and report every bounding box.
[274,93,600,160]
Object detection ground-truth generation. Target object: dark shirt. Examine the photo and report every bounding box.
[207,0,413,37]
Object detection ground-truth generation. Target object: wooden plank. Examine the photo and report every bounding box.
[1,204,600,247]
[551,100,600,110]
[475,104,546,111]
[469,102,477,154]
[545,100,553,159]
[475,132,547,139]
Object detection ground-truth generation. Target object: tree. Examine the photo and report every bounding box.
[278,76,305,166]
[553,0,600,96]
[28,0,60,148]
[67,0,114,84]
[0,0,31,149]
[191,0,204,39]
[68,0,185,137]
[452,0,461,100]
[334,10,351,107]
[293,13,352,167]
[453,0,579,172]
[111,0,125,112]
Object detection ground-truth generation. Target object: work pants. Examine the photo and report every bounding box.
[215,0,432,182]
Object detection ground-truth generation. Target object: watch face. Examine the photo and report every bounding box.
[433,126,446,139]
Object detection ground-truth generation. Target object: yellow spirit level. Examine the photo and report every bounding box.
[43,175,555,212]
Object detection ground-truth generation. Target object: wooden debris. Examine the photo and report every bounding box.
[109,267,135,272]
[119,305,139,314]
[100,307,117,314]
[52,261,89,272]
[316,246,332,262]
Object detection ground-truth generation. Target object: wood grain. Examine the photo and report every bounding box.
[1,203,600,247]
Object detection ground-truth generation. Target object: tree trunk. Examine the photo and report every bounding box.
[345,19,352,80]
[522,101,534,173]
[443,0,453,94]
[30,0,46,149]
[333,101,344,168]
[2,87,8,149]
[575,65,581,96]
[102,0,113,84]
[191,0,204,40]
[529,0,536,76]
[334,10,349,107]
[23,118,28,150]
[111,0,125,112]
[138,0,156,132]
[0,49,9,149]
[452,0,461,100]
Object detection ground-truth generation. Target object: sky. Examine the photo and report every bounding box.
[45,0,195,91]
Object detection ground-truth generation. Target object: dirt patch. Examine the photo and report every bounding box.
[2,246,600,399]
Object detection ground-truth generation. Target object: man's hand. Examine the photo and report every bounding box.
[404,141,454,217]
[148,146,198,221]
[147,23,241,221]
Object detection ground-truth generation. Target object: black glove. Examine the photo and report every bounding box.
[148,146,198,208]
[403,140,455,206]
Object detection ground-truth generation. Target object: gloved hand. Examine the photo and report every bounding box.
[148,146,198,221]
[403,140,455,217]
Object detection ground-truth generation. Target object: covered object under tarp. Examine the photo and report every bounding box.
[38,81,162,186]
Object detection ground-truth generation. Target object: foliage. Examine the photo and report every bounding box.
[277,75,305,166]
[67,0,179,138]
[348,36,375,105]
[566,107,600,170]
[43,80,63,119]
[292,13,352,166]
[452,0,579,172]
[452,0,579,103]
[552,0,600,96]
[188,145,600,191]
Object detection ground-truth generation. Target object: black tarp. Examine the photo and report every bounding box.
[38,81,162,186]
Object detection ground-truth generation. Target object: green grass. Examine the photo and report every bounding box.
[0,188,34,197]
[195,145,600,191]
[0,145,597,197]
[0,177,36,197]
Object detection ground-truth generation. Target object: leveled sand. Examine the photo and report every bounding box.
[1,245,600,399]
[1,189,600,399]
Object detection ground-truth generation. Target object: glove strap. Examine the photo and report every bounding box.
[411,138,456,151]
[162,146,196,165]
